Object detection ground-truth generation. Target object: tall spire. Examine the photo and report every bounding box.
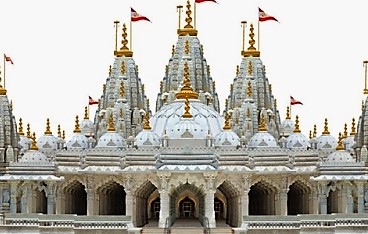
[84,106,89,119]
[107,113,116,132]
[336,132,344,150]
[293,115,301,133]
[109,65,112,77]
[30,132,38,150]
[313,124,317,138]
[223,112,231,130]
[18,118,24,136]
[143,112,152,130]
[259,113,267,132]
[116,23,133,57]
[322,118,330,135]
[243,23,260,57]
[236,65,240,76]
[350,118,356,135]
[285,106,290,119]
[73,115,81,133]
[26,123,31,138]
[343,123,348,138]
[57,124,62,138]
[175,62,199,99]
[44,118,52,135]
[177,0,198,36]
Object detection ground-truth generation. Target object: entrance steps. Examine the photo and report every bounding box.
[210,227,233,234]
[141,227,164,234]
[171,227,204,234]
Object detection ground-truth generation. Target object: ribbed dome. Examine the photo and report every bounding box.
[19,135,31,151]
[214,130,240,146]
[286,133,310,149]
[151,99,222,138]
[326,150,354,163]
[66,133,88,149]
[37,135,58,150]
[248,132,278,148]
[19,150,49,164]
[168,118,208,139]
[281,119,294,136]
[81,118,95,136]
[343,136,355,150]
[96,132,125,148]
[135,130,160,146]
[317,135,337,150]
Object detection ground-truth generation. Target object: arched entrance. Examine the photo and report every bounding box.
[150,197,160,219]
[287,181,310,215]
[327,188,340,214]
[135,181,157,227]
[217,181,239,227]
[214,197,224,219]
[179,197,195,218]
[249,181,276,215]
[34,189,47,214]
[64,180,87,215]
[97,180,126,215]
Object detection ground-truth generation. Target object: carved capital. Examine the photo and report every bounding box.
[157,172,171,191]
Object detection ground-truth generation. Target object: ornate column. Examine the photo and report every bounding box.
[310,189,319,214]
[357,182,365,213]
[20,185,28,213]
[318,182,328,214]
[10,182,18,213]
[158,172,171,228]
[86,178,95,216]
[204,172,216,228]
[240,176,250,222]
[45,182,56,214]
[124,175,133,217]
[278,177,288,215]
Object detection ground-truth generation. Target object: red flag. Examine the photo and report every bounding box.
[4,54,13,65]
[290,96,303,105]
[195,0,218,3]
[131,8,151,22]
[89,96,99,105]
[259,8,278,22]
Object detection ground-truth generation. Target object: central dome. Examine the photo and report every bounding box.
[151,99,222,138]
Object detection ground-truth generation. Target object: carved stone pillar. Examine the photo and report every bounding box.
[86,178,95,216]
[10,182,18,213]
[46,183,56,214]
[124,176,133,217]
[158,172,171,228]
[278,177,288,215]
[318,183,327,214]
[55,189,64,214]
[310,190,318,214]
[357,182,365,213]
[20,185,28,213]
[204,172,217,228]
[240,176,250,222]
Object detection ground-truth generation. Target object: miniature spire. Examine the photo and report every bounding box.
[57,124,61,138]
[350,118,356,135]
[313,124,317,138]
[109,65,112,76]
[121,61,126,75]
[293,115,301,133]
[207,65,211,75]
[223,112,231,130]
[182,98,193,118]
[10,100,13,112]
[343,123,348,138]
[243,23,260,57]
[322,118,330,135]
[136,65,139,73]
[246,108,251,118]
[26,123,31,138]
[62,130,65,139]
[44,118,52,135]
[73,115,81,133]
[309,130,312,139]
[30,132,38,150]
[120,81,125,97]
[336,132,344,150]
[247,61,253,76]
[185,40,190,55]
[143,112,152,130]
[107,113,116,131]
[259,113,267,132]
[172,45,175,56]
[116,23,133,57]
[18,118,24,136]
[285,106,291,119]
[236,65,239,76]
[362,100,365,111]
[177,0,197,36]
[175,62,199,99]
[246,80,252,98]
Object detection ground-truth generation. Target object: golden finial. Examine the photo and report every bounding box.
[10,100,12,112]
[26,123,31,138]
[172,45,175,56]
[120,81,125,97]
[143,112,152,130]
[177,0,197,36]
[293,115,301,133]
[246,108,251,118]
[259,113,267,132]
[286,106,290,119]
[223,112,231,130]
[336,132,344,150]
[185,40,190,55]
[57,124,61,138]
[62,130,65,140]
[30,132,38,150]
[322,118,330,135]
[121,61,126,75]
[18,118,24,136]
[109,65,112,76]
[236,65,239,76]
[350,118,356,135]
[107,113,116,131]
[313,124,317,138]
[343,123,348,138]
[309,130,312,139]
[247,80,252,98]
[182,98,193,118]
[84,106,89,119]
[247,61,253,76]
[0,75,7,95]
[175,62,199,99]
[243,23,260,57]
[73,115,81,133]
[116,23,133,57]
[44,118,52,135]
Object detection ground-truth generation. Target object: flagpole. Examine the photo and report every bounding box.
[194,0,197,29]
[258,18,260,51]
[114,20,120,55]
[130,20,133,51]
[3,55,5,89]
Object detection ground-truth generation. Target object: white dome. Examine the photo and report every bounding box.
[286,133,310,149]
[96,132,125,148]
[214,130,240,146]
[37,134,58,150]
[19,135,31,151]
[19,150,49,164]
[168,118,208,139]
[248,132,278,148]
[80,119,95,136]
[281,119,294,136]
[66,133,88,149]
[343,136,355,150]
[326,150,354,163]
[151,99,222,138]
[135,130,160,146]
[317,134,337,150]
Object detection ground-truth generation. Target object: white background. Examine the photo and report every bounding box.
[0,0,366,139]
